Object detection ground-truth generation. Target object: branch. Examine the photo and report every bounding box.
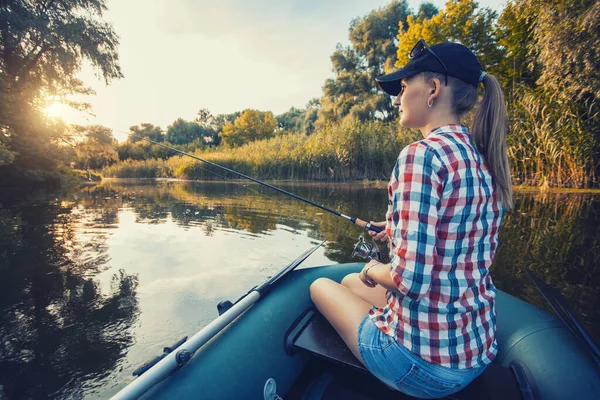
[15,43,51,82]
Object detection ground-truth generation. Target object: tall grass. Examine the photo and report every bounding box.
[508,89,598,187]
[102,159,170,178]
[104,119,420,181]
[103,98,598,188]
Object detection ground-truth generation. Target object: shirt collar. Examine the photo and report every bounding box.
[426,124,470,137]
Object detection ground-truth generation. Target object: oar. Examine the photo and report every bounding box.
[526,269,600,368]
[124,133,382,233]
[111,241,325,400]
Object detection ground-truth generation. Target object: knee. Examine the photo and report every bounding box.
[309,277,332,302]
[341,273,360,288]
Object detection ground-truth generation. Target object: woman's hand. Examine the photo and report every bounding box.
[359,260,380,288]
[368,221,389,242]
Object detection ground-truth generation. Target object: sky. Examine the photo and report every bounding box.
[47,0,506,141]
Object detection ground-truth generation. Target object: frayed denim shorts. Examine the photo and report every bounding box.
[357,315,486,399]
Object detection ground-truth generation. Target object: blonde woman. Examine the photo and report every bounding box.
[310,39,512,399]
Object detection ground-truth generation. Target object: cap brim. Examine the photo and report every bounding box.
[375,69,418,96]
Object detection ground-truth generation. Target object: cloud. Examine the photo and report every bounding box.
[158,0,385,72]
[70,0,394,132]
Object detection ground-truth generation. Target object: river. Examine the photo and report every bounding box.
[0,179,598,399]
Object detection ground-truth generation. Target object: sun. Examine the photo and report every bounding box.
[44,101,69,119]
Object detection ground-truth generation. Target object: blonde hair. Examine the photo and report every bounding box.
[422,72,513,210]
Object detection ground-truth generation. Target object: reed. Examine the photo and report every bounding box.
[101,159,170,179]
[103,119,419,181]
[507,89,597,188]
[103,99,598,189]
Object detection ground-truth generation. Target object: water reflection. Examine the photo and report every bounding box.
[0,181,599,399]
[493,190,600,344]
[0,188,139,399]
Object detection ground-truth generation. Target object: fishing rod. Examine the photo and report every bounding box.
[125,133,382,233]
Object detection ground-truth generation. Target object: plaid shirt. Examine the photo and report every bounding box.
[369,124,503,369]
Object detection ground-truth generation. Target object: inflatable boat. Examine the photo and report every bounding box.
[110,243,600,400]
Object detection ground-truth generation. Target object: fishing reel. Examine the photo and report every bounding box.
[351,235,381,261]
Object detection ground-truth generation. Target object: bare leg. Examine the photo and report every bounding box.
[341,273,388,308]
[309,278,374,365]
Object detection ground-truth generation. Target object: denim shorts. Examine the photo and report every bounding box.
[357,315,486,399]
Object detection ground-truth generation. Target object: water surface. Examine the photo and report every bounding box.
[0,180,598,399]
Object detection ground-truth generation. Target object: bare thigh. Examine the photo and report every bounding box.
[309,278,373,364]
[341,273,388,308]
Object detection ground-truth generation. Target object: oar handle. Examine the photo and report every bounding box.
[353,218,383,233]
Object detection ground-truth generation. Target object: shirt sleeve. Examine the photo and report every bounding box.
[387,142,445,301]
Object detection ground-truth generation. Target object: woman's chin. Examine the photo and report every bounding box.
[399,115,411,128]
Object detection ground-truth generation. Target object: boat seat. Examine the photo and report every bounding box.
[285,309,531,400]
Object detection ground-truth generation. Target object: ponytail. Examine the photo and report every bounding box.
[422,71,513,211]
[471,74,513,211]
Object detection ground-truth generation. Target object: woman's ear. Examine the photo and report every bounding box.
[429,77,442,101]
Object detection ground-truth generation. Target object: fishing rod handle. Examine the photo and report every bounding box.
[354,218,383,233]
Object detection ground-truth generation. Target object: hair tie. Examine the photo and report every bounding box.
[479,71,487,82]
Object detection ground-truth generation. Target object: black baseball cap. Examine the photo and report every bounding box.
[376,41,484,96]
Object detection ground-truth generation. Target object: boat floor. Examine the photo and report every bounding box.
[286,310,522,400]
[286,357,520,400]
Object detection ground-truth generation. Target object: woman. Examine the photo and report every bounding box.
[310,39,512,399]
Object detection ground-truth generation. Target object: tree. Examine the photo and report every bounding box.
[496,0,600,179]
[194,108,219,145]
[494,0,540,95]
[165,118,211,145]
[73,125,118,170]
[0,0,122,176]
[526,0,600,104]
[276,107,306,133]
[0,125,16,166]
[303,98,320,135]
[128,123,163,143]
[220,109,277,147]
[316,1,415,126]
[396,0,503,75]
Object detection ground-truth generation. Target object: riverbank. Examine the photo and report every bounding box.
[102,120,418,181]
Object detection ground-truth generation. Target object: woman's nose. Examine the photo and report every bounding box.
[392,96,400,106]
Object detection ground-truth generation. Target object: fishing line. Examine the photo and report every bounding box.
[114,130,382,233]
[115,129,311,244]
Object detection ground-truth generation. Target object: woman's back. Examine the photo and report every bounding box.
[374,123,503,369]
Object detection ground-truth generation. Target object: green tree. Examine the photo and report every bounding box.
[0,0,122,177]
[194,108,219,145]
[276,107,306,133]
[525,0,600,104]
[220,109,277,147]
[396,0,503,74]
[316,0,414,126]
[165,118,211,145]
[504,0,599,143]
[495,0,541,96]
[73,125,118,170]
[212,112,241,145]
[0,125,16,167]
[128,123,163,143]
[303,98,320,135]
[496,0,600,184]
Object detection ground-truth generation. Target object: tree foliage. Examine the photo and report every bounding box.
[396,0,503,74]
[495,0,540,94]
[0,0,122,178]
[165,118,212,145]
[128,123,163,143]
[527,0,600,104]
[276,107,306,133]
[73,125,118,170]
[316,0,416,126]
[220,109,277,147]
